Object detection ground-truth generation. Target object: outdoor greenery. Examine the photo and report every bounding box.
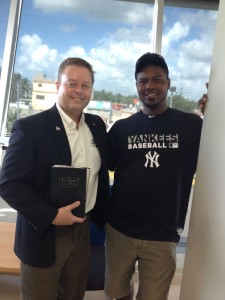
[7,72,199,113]
[9,73,32,103]
[94,89,138,107]
[6,108,22,134]
[4,73,199,134]
[95,89,199,113]
[166,94,199,113]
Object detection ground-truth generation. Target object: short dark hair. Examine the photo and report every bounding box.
[57,57,95,84]
[135,52,169,79]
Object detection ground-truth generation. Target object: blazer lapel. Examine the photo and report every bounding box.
[85,114,105,158]
[47,105,71,165]
[85,114,99,143]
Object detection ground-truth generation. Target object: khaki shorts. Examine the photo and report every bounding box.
[105,223,177,300]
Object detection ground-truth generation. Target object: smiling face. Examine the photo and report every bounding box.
[136,65,170,115]
[56,65,93,121]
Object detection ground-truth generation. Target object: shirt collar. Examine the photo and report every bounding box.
[56,103,85,127]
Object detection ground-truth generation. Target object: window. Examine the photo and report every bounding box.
[0,0,10,81]
[161,4,217,269]
[36,95,45,100]
[162,5,217,111]
[3,0,153,134]
[1,1,218,135]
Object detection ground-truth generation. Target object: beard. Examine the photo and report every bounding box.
[141,95,167,108]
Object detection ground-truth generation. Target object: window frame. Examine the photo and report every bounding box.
[0,0,22,138]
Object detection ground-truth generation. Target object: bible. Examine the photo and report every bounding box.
[51,165,89,218]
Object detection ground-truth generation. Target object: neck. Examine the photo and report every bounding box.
[143,105,168,116]
[71,112,82,129]
[61,106,82,128]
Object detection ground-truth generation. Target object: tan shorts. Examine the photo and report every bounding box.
[105,223,177,300]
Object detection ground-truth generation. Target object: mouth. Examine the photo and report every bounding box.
[145,92,158,98]
[71,96,83,101]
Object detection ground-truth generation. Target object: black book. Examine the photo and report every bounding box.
[51,165,89,218]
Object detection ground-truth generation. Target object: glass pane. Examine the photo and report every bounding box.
[0,0,11,80]
[162,6,217,114]
[6,0,154,133]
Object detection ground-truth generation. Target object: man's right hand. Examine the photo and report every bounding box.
[198,82,209,115]
[52,201,86,225]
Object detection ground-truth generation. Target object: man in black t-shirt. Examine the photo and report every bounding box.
[105,53,203,300]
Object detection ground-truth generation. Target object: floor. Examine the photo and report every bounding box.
[0,273,181,300]
[168,285,181,300]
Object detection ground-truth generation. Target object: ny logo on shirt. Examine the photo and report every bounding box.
[145,151,160,168]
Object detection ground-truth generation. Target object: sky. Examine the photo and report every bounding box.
[0,0,218,101]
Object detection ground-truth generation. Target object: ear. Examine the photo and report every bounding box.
[168,78,171,90]
[56,81,60,92]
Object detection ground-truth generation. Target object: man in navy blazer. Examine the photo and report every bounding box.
[0,57,109,300]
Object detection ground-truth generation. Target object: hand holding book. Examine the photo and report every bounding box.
[51,201,87,226]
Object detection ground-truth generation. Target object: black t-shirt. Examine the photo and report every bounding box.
[108,108,202,242]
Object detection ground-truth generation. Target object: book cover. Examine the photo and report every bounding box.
[51,165,88,218]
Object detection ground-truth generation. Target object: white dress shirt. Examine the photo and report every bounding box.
[56,103,101,213]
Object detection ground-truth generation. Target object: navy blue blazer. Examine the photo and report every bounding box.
[0,105,109,267]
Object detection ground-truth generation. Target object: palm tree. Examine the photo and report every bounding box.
[6,108,21,135]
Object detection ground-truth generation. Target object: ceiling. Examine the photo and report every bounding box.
[164,0,219,10]
[115,0,220,10]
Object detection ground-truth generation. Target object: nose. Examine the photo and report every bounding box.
[73,84,82,93]
[145,79,154,89]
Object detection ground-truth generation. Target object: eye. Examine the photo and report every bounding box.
[66,82,76,88]
[138,79,147,86]
[70,83,76,88]
[82,83,91,89]
[154,78,164,84]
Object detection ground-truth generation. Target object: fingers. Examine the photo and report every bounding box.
[73,215,87,223]
[66,201,86,223]
[67,201,80,210]
[52,201,86,225]
[198,93,208,115]
[199,82,208,114]
[201,94,208,104]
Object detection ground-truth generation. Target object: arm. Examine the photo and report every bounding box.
[0,119,85,234]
